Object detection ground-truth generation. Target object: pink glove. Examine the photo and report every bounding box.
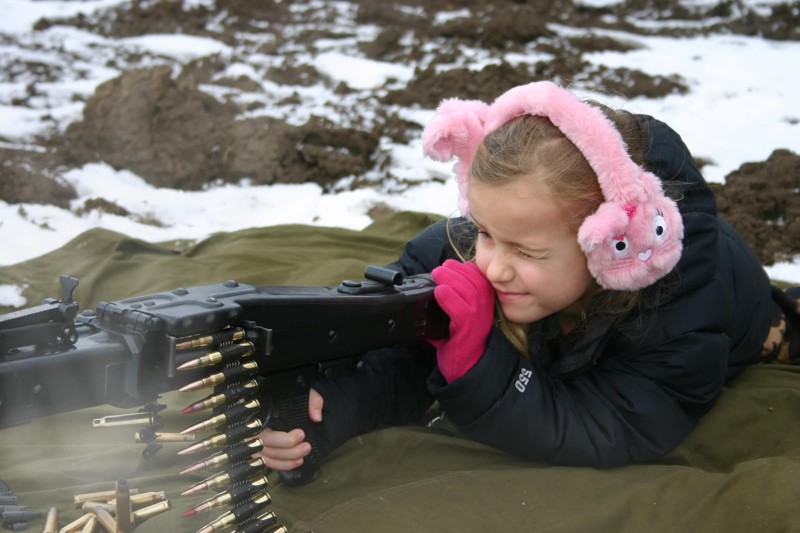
[429,259,496,383]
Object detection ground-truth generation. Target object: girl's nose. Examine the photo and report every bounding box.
[485,250,513,284]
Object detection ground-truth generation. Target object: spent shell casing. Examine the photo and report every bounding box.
[175,328,245,350]
[132,491,167,507]
[184,475,269,516]
[92,412,158,428]
[108,491,166,508]
[231,510,277,533]
[90,506,115,533]
[115,478,132,533]
[179,361,259,392]
[180,458,268,497]
[178,419,262,455]
[179,399,261,435]
[74,489,140,506]
[43,506,58,533]
[177,341,255,371]
[195,492,272,533]
[81,502,115,515]
[131,501,170,524]
[58,512,93,533]
[80,515,96,533]
[180,380,259,415]
[180,438,264,475]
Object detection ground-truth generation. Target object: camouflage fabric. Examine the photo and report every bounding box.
[1,212,799,532]
[760,286,800,364]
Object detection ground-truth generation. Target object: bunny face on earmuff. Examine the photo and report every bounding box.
[577,170,684,290]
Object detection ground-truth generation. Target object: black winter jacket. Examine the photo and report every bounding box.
[311,116,773,468]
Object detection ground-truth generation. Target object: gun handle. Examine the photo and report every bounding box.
[274,392,326,487]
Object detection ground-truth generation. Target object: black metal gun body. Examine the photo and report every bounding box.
[0,271,447,429]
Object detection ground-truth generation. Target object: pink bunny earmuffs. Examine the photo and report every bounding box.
[421,81,684,291]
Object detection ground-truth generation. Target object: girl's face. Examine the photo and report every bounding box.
[469,175,596,325]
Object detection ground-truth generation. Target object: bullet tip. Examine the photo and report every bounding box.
[179,462,203,475]
[177,445,196,456]
[180,484,203,497]
[180,405,195,415]
[182,509,196,517]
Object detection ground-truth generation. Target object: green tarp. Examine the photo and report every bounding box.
[1,211,798,532]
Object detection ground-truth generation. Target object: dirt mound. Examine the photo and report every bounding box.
[0,147,74,208]
[1,0,799,267]
[58,66,378,191]
[711,149,800,266]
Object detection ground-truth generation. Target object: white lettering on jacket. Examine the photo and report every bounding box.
[515,368,533,393]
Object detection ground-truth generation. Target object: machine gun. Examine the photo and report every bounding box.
[0,265,447,423]
[0,266,447,498]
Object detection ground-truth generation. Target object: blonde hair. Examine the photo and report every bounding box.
[458,106,647,356]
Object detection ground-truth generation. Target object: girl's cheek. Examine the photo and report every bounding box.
[474,245,490,275]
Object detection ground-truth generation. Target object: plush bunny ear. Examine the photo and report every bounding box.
[421,98,490,216]
[483,81,685,290]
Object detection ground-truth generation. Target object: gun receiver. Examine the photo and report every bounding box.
[0,268,448,429]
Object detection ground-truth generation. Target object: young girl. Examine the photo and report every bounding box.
[255,81,799,474]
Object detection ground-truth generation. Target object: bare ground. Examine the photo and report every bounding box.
[1,0,798,265]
